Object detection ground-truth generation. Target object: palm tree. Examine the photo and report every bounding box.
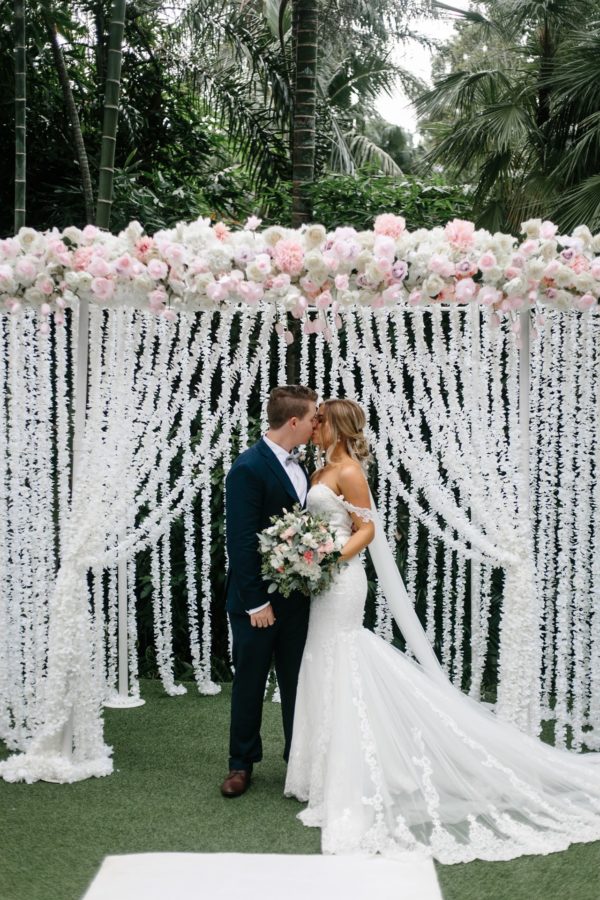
[291,0,318,225]
[417,0,600,233]
[96,0,127,229]
[14,0,26,230]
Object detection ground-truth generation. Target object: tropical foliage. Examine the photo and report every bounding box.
[418,0,600,234]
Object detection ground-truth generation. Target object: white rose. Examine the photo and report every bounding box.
[263,226,285,247]
[62,226,83,244]
[423,274,446,297]
[526,259,545,280]
[246,262,266,282]
[520,219,541,238]
[304,224,326,249]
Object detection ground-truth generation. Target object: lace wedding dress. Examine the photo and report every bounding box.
[284,484,600,864]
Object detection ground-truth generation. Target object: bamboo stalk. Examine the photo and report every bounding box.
[47,18,95,223]
[14,0,26,230]
[95,0,127,230]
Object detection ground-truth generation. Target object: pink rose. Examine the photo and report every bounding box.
[317,289,333,309]
[444,219,475,250]
[81,224,100,242]
[373,234,396,260]
[147,258,168,280]
[454,278,477,302]
[374,213,406,239]
[334,274,349,290]
[15,257,37,281]
[36,276,54,296]
[478,252,497,271]
[87,256,112,278]
[115,254,134,275]
[575,293,596,310]
[91,277,114,300]
[429,254,455,278]
[520,239,539,256]
[73,247,94,271]
[302,550,315,564]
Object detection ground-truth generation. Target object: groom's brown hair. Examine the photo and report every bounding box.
[267,385,317,429]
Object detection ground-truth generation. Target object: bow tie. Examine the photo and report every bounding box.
[285,448,301,464]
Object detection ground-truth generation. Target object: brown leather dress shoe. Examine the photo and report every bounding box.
[220,769,251,798]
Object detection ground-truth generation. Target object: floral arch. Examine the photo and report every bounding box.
[0,213,599,783]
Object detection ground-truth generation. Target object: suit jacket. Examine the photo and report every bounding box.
[225,438,310,616]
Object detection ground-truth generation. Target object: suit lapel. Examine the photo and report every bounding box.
[257,439,300,507]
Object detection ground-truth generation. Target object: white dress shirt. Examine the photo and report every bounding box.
[246,436,308,615]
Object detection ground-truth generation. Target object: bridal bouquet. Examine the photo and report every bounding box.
[258,505,345,598]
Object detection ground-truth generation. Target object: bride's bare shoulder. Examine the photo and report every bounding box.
[337,460,369,494]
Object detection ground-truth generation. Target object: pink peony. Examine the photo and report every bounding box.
[135,237,155,260]
[570,254,590,274]
[91,277,114,300]
[444,219,475,250]
[273,239,305,276]
[213,222,230,241]
[374,213,406,239]
[73,246,94,271]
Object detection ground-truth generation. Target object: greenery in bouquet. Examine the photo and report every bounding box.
[258,505,345,599]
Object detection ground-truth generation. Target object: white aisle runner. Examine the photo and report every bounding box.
[82,852,443,900]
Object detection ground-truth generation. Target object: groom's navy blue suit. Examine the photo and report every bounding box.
[225,438,310,772]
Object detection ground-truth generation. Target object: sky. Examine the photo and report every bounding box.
[375,0,472,137]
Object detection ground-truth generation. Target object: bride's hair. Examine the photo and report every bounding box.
[321,399,373,469]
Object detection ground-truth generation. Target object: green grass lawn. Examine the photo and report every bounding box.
[1,680,599,900]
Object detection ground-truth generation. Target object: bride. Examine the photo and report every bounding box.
[284,398,600,864]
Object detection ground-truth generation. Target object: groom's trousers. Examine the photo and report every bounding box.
[228,599,309,772]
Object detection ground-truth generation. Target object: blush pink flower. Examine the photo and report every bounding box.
[570,254,590,274]
[213,222,231,241]
[444,219,475,250]
[273,238,305,276]
[374,213,406,239]
[244,215,262,231]
[428,254,455,278]
[454,277,477,302]
[36,276,54,296]
[73,246,94,271]
[478,251,497,271]
[147,258,168,280]
[135,237,155,261]
[91,277,114,300]
[590,259,600,279]
[540,221,558,240]
[87,256,112,278]
[15,258,37,281]
[81,224,100,243]
[115,254,135,275]
[316,289,333,309]
[334,274,349,290]
[575,293,596,310]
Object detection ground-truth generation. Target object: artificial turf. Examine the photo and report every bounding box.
[1,680,599,900]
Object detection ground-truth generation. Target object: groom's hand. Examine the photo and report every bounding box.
[250,604,276,628]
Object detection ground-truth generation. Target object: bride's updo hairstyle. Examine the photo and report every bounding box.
[321,398,373,469]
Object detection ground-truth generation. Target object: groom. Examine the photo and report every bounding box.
[221,385,318,797]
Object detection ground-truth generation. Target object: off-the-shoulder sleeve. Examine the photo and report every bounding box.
[338,496,375,523]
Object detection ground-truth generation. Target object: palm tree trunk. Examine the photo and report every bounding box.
[291,0,318,228]
[14,0,26,230]
[46,18,95,224]
[96,0,127,230]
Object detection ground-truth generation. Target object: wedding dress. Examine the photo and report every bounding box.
[284,484,600,864]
